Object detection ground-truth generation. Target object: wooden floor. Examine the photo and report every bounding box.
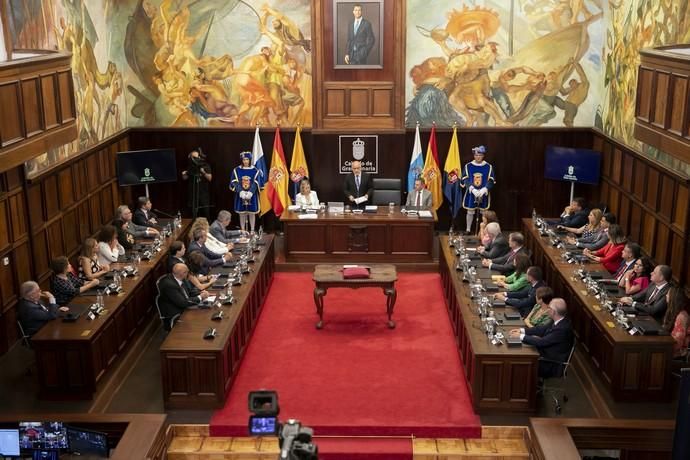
[166,425,530,459]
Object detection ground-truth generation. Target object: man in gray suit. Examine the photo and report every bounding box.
[405,178,432,208]
[210,210,245,244]
[344,4,375,65]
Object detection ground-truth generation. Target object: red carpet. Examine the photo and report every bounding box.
[210,273,481,439]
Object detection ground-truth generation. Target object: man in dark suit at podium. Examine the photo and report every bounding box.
[343,160,373,209]
[510,298,574,378]
[344,4,375,65]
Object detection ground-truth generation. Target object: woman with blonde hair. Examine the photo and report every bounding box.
[78,238,110,280]
[564,208,602,239]
[190,217,232,255]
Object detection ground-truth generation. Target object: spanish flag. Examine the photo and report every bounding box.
[421,125,442,210]
[260,128,290,216]
[289,126,309,200]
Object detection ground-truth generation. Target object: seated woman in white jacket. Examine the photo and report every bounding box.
[97,225,125,266]
[295,178,319,208]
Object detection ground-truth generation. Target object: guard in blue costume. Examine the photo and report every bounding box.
[230,151,261,232]
[461,145,495,233]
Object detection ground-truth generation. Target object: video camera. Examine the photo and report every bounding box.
[187,147,208,176]
[247,390,318,460]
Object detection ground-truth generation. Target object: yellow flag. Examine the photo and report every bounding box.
[289,126,309,198]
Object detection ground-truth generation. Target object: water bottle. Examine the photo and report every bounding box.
[97,290,104,308]
[176,210,182,228]
[114,271,121,289]
[532,208,537,223]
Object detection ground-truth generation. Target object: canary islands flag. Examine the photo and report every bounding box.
[407,123,424,192]
[251,125,267,188]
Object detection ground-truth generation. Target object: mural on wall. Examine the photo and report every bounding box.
[24,0,124,179]
[601,0,690,175]
[24,0,312,179]
[4,0,60,51]
[405,0,603,128]
[122,0,312,128]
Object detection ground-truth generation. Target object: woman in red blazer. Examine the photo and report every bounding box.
[584,224,626,273]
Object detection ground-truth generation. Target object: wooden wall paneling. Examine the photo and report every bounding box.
[646,168,659,208]
[58,167,74,209]
[0,81,24,147]
[47,218,65,260]
[618,195,631,236]
[608,187,620,217]
[654,223,670,264]
[40,74,59,129]
[99,148,111,182]
[20,77,43,137]
[658,175,675,221]
[670,234,685,278]
[372,88,392,116]
[31,229,50,284]
[43,174,60,220]
[622,153,634,188]
[0,200,10,252]
[57,70,76,123]
[62,209,81,257]
[668,74,688,135]
[26,182,44,231]
[325,88,345,116]
[611,148,622,184]
[13,240,32,292]
[636,67,654,121]
[632,158,646,199]
[601,142,613,176]
[72,161,87,197]
[88,194,103,234]
[100,185,115,221]
[652,70,670,128]
[77,201,92,242]
[86,154,100,189]
[8,192,26,242]
[629,203,643,243]
[673,184,688,230]
[0,250,16,308]
[5,167,22,190]
[349,88,369,116]
[642,214,657,256]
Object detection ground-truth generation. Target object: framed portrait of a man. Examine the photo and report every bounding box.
[333,0,383,69]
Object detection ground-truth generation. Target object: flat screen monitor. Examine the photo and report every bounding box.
[116,149,177,187]
[67,426,109,458]
[18,422,68,451]
[0,428,20,456]
[544,146,601,185]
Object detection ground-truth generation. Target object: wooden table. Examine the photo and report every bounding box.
[312,264,398,329]
[160,236,275,409]
[522,219,674,402]
[31,220,191,400]
[280,207,437,263]
[439,237,540,414]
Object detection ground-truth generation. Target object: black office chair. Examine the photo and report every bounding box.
[538,340,576,415]
[17,320,31,348]
[155,275,180,332]
[372,178,402,206]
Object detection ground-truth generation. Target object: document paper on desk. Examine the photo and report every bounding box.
[354,196,367,204]
[418,210,433,218]
[365,205,378,212]
[298,213,318,219]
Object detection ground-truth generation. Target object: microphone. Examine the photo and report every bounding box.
[154,209,176,219]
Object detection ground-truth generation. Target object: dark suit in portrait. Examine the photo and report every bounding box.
[346,17,375,64]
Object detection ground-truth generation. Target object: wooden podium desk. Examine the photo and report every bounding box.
[439,237,539,414]
[160,236,275,409]
[31,220,192,400]
[522,219,674,402]
[280,207,437,263]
